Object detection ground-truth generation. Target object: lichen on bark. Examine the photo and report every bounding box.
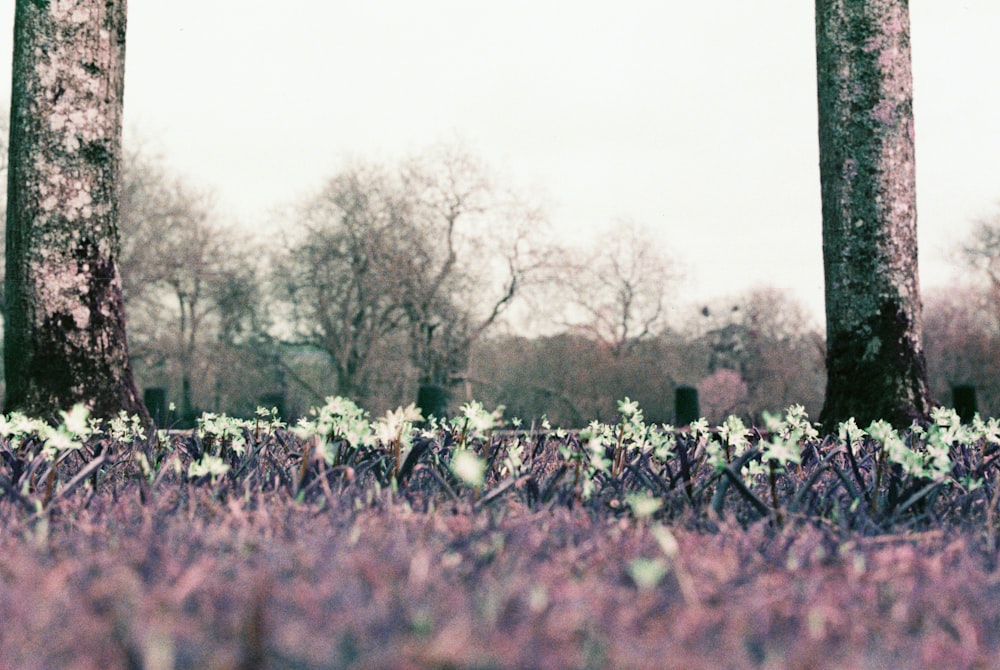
[815,0,933,430]
[5,0,148,422]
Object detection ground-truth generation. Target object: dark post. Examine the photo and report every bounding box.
[675,386,700,426]
[259,392,287,421]
[417,384,450,420]
[952,385,977,424]
[143,387,167,427]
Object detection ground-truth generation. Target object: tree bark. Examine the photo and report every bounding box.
[5,0,148,422]
[815,0,933,430]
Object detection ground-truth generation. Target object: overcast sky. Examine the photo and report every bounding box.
[1,1,999,324]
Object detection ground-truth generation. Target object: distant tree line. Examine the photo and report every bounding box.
[1,132,997,427]
[469,287,827,427]
[116,144,546,424]
[0,136,983,427]
[105,141,836,426]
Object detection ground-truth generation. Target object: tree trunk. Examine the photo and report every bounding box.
[4,0,148,423]
[815,0,933,430]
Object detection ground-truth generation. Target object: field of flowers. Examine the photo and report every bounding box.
[1,398,1000,668]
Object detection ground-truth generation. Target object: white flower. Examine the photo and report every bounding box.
[930,406,961,428]
[626,493,662,519]
[188,454,230,479]
[451,449,486,488]
[689,418,710,437]
[617,397,640,417]
[43,428,80,458]
[763,437,801,467]
[838,417,866,445]
[108,411,146,442]
[719,415,749,451]
[60,404,92,438]
[374,403,423,446]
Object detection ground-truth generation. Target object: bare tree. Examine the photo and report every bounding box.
[815,0,933,429]
[735,289,826,417]
[923,285,1000,416]
[5,0,148,421]
[960,214,1000,304]
[396,146,540,396]
[118,149,265,421]
[927,214,1000,417]
[278,146,543,412]
[278,164,410,400]
[552,220,676,357]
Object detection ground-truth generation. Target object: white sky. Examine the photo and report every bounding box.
[1,1,999,325]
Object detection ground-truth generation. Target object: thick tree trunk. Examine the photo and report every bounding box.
[5,0,148,422]
[815,0,933,430]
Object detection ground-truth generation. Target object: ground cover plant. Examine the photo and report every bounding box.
[2,399,1000,669]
